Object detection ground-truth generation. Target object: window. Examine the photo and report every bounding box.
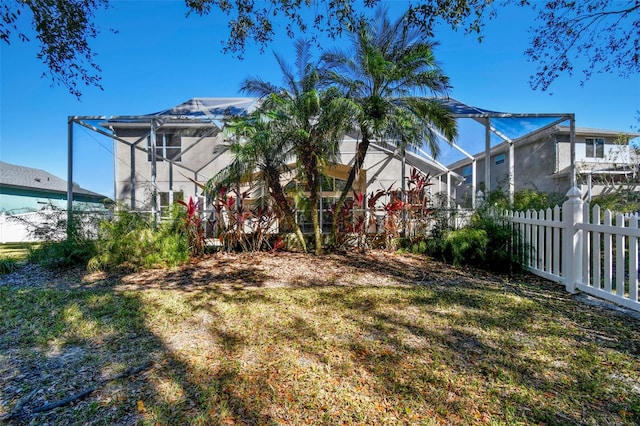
[159,191,183,212]
[586,137,604,158]
[462,165,472,183]
[321,175,348,192]
[495,154,505,165]
[147,133,181,162]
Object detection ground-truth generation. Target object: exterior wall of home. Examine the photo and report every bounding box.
[339,140,427,197]
[113,129,418,213]
[572,133,636,199]
[557,140,571,172]
[342,141,402,192]
[575,135,632,170]
[449,129,634,206]
[113,127,231,210]
[512,134,565,194]
[543,129,632,174]
[0,187,69,213]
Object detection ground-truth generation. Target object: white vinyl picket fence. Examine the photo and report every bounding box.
[503,187,640,312]
[0,209,107,243]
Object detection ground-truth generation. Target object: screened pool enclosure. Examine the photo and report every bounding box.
[66,97,575,232]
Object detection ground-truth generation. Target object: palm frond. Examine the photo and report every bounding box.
[273,50,297,98]
[240,77,280,98]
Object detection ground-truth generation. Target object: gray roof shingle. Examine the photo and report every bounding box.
[0,161,107,199]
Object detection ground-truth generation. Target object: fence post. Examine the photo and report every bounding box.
[475,190,485,209]
[562,186,583,293]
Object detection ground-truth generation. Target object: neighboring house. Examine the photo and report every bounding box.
[102,98,458,232]
[0,161,109,242]
[447,126,640,207]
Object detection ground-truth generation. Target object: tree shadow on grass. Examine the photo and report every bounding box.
[306,274,640,424]
[152,251,640,424]
[2,251,639,425]
[131,252,640,424]
[0,276,274,425]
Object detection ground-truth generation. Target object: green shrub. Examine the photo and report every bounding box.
[482,188,566,212]
[0,257,20,275]
[88,210,189,271]
[471,214,523,273]
[591,189,640,214]
[28,239,97,269]
[425,211,524,274]
[394,237,429,255]
[424,236,446,259]
[483,187,511,211]
[443,228,488,267]
[513,189,566,212]
[27,217,98,269]
[411,239,428,255]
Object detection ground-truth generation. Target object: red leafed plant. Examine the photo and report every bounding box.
[330,168,436,251]
[404,169,434,236]
[176,196,205,257]
[206,184,281,252]
[328,190,369,251]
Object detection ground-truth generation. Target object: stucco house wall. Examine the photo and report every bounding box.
[111,126,431,217]
[113,126,232,210]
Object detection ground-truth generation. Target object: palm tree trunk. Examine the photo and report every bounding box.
[266,168,307,252]
[298,144,323,255]
[308,176,322,255]
[307,159,323,255]
[331,131,370,243]
[311,198,322,255]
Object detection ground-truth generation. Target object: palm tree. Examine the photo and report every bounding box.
[321,6,458,239]
[207,110,307,252]
[242,39,356,255]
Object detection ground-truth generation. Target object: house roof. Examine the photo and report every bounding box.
[557,126,640,139]
[0,161,107,200]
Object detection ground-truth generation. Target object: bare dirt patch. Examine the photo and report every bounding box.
[112,250,444,292]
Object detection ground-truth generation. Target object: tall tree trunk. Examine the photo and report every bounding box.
[331,130,371,244]
[311,196,322,255]
[266,168,307,252]
[299,144,323,255]
[308,158,323,255]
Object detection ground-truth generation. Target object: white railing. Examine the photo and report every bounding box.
[504,187,640,312]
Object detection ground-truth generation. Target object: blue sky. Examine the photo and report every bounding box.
[1,0,639,198]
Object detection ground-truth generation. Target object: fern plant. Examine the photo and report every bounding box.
[88,209,189,271]
[443,228,488,267]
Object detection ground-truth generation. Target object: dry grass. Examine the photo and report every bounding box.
[1,251,639,425]
[0,243,36,260]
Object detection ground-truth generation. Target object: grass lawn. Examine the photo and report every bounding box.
[1,251,639,425]
[0,243,37,275]
[0,243,36,260]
